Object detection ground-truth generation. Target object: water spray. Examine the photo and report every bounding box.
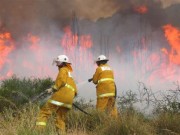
[76,80,89,87]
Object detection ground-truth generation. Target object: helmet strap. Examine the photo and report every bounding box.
[58,62,66,68]
[96,61,100,66]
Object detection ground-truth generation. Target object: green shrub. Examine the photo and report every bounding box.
[0,75,53,111]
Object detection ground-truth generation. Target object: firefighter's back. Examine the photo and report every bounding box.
[96,64,115,96]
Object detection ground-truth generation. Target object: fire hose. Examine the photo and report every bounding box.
[31,82,92,116]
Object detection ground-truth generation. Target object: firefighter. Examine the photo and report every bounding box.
[35,55,77,134]
[88,55,118,117]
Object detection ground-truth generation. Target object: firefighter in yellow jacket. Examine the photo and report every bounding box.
[88,55,117,117]
[36,55,77,134]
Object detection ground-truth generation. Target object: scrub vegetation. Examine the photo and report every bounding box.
[0,76,180,135]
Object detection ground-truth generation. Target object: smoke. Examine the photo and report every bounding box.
[0,0,119,38]
[159,0,180,8]
[0,0,179,39]
[0,0,180,100]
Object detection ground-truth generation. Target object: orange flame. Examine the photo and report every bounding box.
[134,5,148,14]
[61,26,78,50]
[80,35,92,48]
[28,33,40,51]
[163,24,180,65]
[26,33,53,77]
[0,32,14,70]
[61,25,93,78]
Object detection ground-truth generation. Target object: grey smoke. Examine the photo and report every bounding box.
[0,0,180,100]
[0,0,180,38]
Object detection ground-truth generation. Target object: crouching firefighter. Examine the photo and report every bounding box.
[35,55,77,134]
[88,55,118,118]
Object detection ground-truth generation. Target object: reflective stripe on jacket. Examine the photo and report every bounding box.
[36,122,46,126]
[98,78,114,84]
[97,93,115,98]
[48,99,72,109]
[65,84,75,92]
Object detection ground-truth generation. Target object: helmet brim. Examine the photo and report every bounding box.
[66,62,71,64]
[95,59,109,62]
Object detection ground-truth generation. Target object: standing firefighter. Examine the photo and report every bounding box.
[35,55,77,134]
[88,55,118,117]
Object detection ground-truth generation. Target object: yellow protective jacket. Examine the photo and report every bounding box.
[50,66,77,108]
[92,64,115,98]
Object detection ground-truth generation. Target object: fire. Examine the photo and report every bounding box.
[146,24,180,83]
[0,25,93,80]
[163,24,180,65]
[6,70,13,77]
[161,48,168,55]
[61,26,93,76]
[0,32,14,70]
[61,26,78,50]
[79,35,92,48]
[25,34,54,77]
[28,33,40,51]
[134,5,148,14]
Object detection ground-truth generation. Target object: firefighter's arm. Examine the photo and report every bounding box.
[92,67,101,84]
[52,69,67,91]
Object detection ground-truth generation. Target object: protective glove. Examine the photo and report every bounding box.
[88,78,93,82]
[46,88,53,93]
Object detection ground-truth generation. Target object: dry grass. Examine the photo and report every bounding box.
[153,112,180,135]
[0,104,153,135]
[0,104,180,135]
[0,77,179,135]
[0,104,89,135]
